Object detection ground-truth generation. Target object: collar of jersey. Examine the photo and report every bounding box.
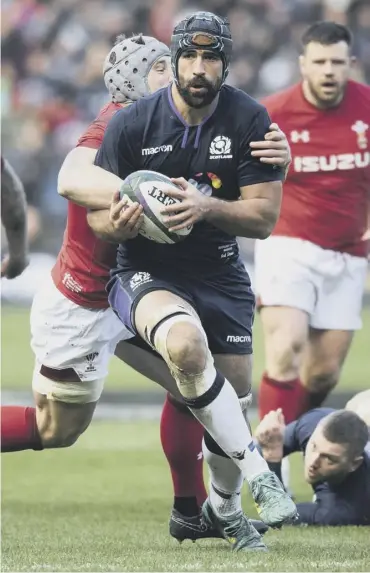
[166,84,217,149]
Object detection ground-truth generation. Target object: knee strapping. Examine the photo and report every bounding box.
[145,304,215,398]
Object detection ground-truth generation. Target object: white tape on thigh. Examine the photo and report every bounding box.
[149,305,216,399]
[32,372,104,404]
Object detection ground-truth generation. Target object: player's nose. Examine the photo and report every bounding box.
[193,55,206,75]
[311,454,320,468]
[323,62,335,75]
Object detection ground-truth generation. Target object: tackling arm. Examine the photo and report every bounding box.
[57,147,124,210]
[86,210,117,243]
[87,191,143,243]
[1,158,29,278]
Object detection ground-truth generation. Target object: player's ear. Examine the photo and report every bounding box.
[298,54,305,76]
[350,455,363,473]
[350,55,357,68]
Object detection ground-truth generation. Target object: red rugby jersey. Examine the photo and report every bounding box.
[262,81,370,257]
[52,102,122,308]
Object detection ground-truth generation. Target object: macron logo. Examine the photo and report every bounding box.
[142,145,172,156]
[227,335,251,343]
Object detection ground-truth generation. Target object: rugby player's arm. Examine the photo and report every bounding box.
[1,157,28,261]
[205,180,282,239]
[260,420,300,483]
[86,209,116,242]
[86,207,135,243]
[205,108,284,238]
[87,109,140,242]
[294,495,362,526]
[58,147,124,210]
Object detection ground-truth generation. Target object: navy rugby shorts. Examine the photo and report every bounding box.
[107,260,255,355]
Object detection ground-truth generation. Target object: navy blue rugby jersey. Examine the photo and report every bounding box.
[95,84,284,275]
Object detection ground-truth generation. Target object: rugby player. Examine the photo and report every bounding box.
[1,32,288,543]
[92,11,297,550]
[1,35,172,453]
[255,394,370,525]
[255,21,370,426]
[1,157,29,279]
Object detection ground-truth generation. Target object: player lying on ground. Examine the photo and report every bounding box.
[1,157,29,279]
[254,21,370,431]
[255,391,370,525]
[92,11,298,551]
[0,31,289,543]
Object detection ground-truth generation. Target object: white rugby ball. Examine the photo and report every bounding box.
[120,170,193,244]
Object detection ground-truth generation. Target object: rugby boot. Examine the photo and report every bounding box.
[169,508,224,542]
[202,499,268,552]
[249,471,298,528]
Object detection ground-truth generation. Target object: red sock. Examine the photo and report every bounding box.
[258,373,310,423]
[1,406,43,452]
[160,394,207,509]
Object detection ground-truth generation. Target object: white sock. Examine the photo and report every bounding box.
[190,375,269,483]
[203,437,243,516]
[282,457,291,490]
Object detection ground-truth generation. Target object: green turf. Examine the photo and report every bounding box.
[2,420,370,572]
[2,305,370,392]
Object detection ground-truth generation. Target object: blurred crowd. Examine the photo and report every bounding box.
[1,0,370,254]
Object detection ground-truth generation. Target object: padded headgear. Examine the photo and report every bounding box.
[170,11,232,86]
[103,34,170,103]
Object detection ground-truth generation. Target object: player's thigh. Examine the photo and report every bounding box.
[301,328,354,391]
[184,262,254,395]
[108,271,197,342]
[254,236,317,314]
[213,353,253,397]
[311,253,367,331]
[134,290,197,340]
[33,390,97,447]
[31,275,129,384]
[31,276,129,439]
[115,338,183,400]
[193,261,255,356]
[260,306,309,377]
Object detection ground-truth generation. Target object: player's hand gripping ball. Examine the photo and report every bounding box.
[120,170,193,244]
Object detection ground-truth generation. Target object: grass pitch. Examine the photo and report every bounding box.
[2,421,370,572]
[2,306,370,393]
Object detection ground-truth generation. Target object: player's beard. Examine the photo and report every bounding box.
[306,77,346,109]
[177,75,222,109]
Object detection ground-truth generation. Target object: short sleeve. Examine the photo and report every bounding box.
[94,107,138,179]
[76,118,107,150]
[76,105,120,150]
[237,107,285,188]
